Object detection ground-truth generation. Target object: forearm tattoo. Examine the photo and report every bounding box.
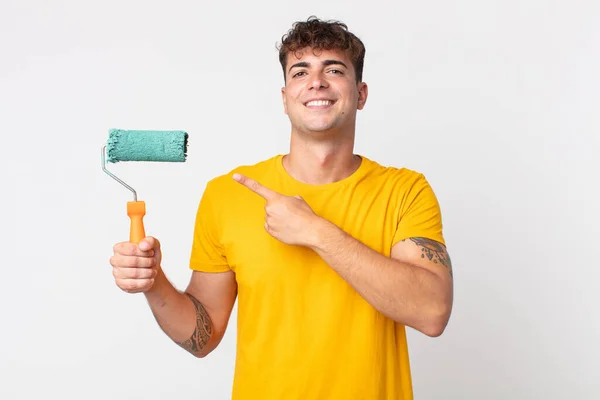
[177,293,212,354]
[405,237,453,277]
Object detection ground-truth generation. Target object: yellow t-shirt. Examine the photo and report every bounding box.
[190,154,445,400]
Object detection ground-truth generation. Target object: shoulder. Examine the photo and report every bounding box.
[360,157,441,215]
[360,156,430,190]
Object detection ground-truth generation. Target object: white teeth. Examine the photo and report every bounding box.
[306,100,332,107]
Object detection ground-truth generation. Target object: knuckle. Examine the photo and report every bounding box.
[131,268,143,279]
[115,242,134,255]
[127,270,137,279]
[121,257,133,267]
[127,243,139,255]
[127,257,140,268]
[117,243,129,254]
[137,257,147,268]
[140,268,151,279]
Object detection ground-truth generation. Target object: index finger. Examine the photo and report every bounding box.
[233,173,278,200]
[113,242,155,257]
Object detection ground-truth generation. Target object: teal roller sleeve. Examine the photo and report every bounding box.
[106,129,188,163]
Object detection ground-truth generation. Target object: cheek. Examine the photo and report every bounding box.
[288,98,304,112]
[286,85,303,101]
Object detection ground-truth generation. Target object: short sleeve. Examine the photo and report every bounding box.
[392,174,445,247]
[189,181,230,272]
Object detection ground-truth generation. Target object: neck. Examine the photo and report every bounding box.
[283,130,361,185]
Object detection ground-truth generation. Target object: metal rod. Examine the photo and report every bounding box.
[101,145,138,202]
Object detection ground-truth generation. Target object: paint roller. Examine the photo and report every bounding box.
[101,129,188,244]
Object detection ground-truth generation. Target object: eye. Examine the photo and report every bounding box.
[292,71,307,78]
[327,69,344,75]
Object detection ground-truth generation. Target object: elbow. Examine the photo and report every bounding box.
[394,303,452,337]
[423,280,454,337]
[191,346,214,359]
[194,341,219,358]
[422,320,447,338]
[193,332,224,358]
[421,301,452,338]
[176,338,216,359]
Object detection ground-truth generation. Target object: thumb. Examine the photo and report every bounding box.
[139,236,160,252]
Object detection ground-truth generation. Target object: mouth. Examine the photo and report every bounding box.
[304,99,335,109]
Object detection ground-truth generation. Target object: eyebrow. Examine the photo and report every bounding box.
[288,59,348,74]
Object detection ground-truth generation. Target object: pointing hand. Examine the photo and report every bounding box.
[233,173,324,247]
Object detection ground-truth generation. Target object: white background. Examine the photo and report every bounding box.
[1,0,599,399]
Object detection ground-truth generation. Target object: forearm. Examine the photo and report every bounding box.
[311,222,451,336]
[144,268,215,357]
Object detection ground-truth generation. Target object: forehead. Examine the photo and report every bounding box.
[286,47,352,66]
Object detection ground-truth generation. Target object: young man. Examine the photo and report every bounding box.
[110,16,453,400]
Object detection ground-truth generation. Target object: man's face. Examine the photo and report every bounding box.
[281,48,368,136]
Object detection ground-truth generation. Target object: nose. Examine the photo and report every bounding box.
[308,73,329,90]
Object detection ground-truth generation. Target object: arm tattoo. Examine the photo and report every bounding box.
[404,237,453,277]
[177,293,212,354]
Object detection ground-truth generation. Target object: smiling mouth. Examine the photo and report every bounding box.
[304,100,335,108]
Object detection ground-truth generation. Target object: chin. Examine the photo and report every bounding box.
[301,127,337,137]
[306,125,335,132]
[289,116,344,135]
[303,119,340,133]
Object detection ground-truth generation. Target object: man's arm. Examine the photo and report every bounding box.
[111,236,237,358]
[145,268,238,358]
[309,224,453,337]
[231,173,453,337]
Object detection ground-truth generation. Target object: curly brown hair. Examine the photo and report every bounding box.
[277,16,366,83]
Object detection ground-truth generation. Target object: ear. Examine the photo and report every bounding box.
[357,82,368,110]
[281,87,288,115]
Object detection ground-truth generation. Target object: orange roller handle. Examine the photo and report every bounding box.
[127,201,146,244]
